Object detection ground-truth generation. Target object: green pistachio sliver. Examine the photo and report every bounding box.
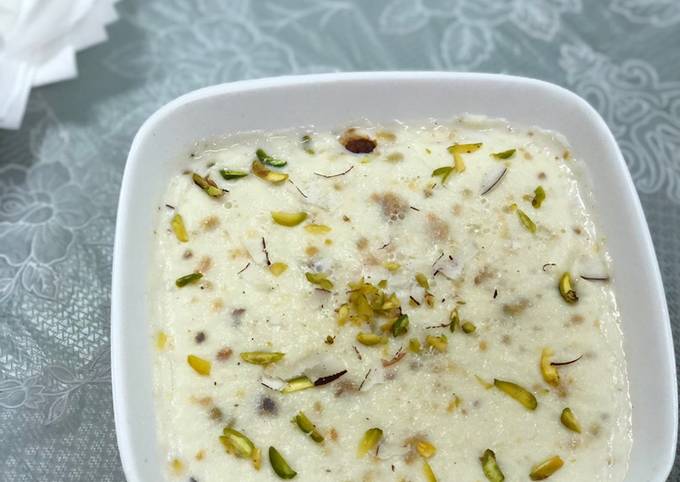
[423,460,438,482]
[415,272,429,289]
[357,427,383,458]
[529,455,564,480]
[293,411,324,443]
[449,308,461,333]
[301,135,315,154]
[356,332,386,346]
[220,169,249,180]
[517,209,537,233]
[305,272,334,290]
[281,375,314,393]
[392,314,409,337]
[269,446,297,479]
[409,338,422,353]
[240,351,285,365]
[558,272,578,303]
[480,449,505,482]
[175,272,202,287]
[256,148,287,167]
[560,408,582,433]
[432,166,453,183]
[171,213,189,242]
[493,379,538,410]
[192,172,224,197]
[220,428,255,458]
[492,148,516,160]
[462,321,476,334]
[532,186,546,208]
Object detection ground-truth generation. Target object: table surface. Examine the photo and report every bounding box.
[1,0,679,480]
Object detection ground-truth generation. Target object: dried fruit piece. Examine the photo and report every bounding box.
[558,272,578,303]
[269,446,297,479]
[529,456,564,480]
[415,273,429,289]
[240,351,285,365]
[517,209,537,233]
[423,460,438,482]
[171,213,189,242]
[187,355,211,376]
[305,272,333,290]
[304,224,332,234]
[480,449,505,482]
[462,321,476,334]
[192,173,224,197]
[220,428,255,458]
[342,134,376,154]
[220,169,248,180]
[256,148,287,167]
[560,408,582,433]
[448,142,482,173]
[356,332,386,346]
[176,272,203,287]
[270,262,288,276]
[532,186,546,208]
[293,411,324,443]
[416,440,437,458]
[252,160,288,184]
[392,314,409,337]
[281,376,314,393]
[493,379,537,410]
[409,338,422,353]
[540,348,560,386]
[426,335,448,353]
[272,211,308,227]
[357,428,383,458]
[491,149,516,160]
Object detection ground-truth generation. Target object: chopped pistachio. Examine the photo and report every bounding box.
[493,379,537,410]
[268,446,297,479]
[424,292,435,307]
[304,223,332,234]
[192,172,224,197]
[540,348,560,386]
[220,169,249,180]
[187,354,211,376]
[476,375,494,390]
[301,135,314,154]
[532,186,546,208]
[462,321,476,334]
[252,447,262,470]
[560,408,582,433]
[517,209,537,233]
[423,460,438,482]
[357,428,383,458]
[305,272,333,290]
[480,449,505,482]
[220,427,255,458]
[409,338,422,353]
[270,262,288,276]
[356,332,387,346]
[426,335,448,352]
[240,351,285,365]
[448,142,482,173]
[529,456,564,480]
[336,303,350,325]
[392,314,409,337]
[156,331,168,350]
[175,272,203,287]
[171,213,189,242]
[271,211,308,227]
[558,272,578,303]
[416,440,437,459]
[377,279,388,289]
[432,166,453,183]
[293,411,324,443]
[251,160,289,184]
[256,148,287,167]
[281,375,314,393]
[449,308,461,332]
[415,272,429,289]
[383,261,400,272]
[492,149,516,160]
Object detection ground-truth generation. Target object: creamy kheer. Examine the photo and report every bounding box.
[152,117,632,482]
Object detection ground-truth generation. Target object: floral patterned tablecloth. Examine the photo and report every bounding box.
[0,0,678,480]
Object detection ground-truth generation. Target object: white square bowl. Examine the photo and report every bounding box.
[111,72,677,481]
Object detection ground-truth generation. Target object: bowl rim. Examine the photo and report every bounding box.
[111,71,677,481]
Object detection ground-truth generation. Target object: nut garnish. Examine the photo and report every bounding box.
[560,407,582,433]
[171,213,189,242]
[240,351,285,365]
[187,355,211,376]
[268,446,297,479]
[529,455,564,480]
[480,449,505,482]
[357,427,383,458]
[558,272,578,303]
[493,379,537,410]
